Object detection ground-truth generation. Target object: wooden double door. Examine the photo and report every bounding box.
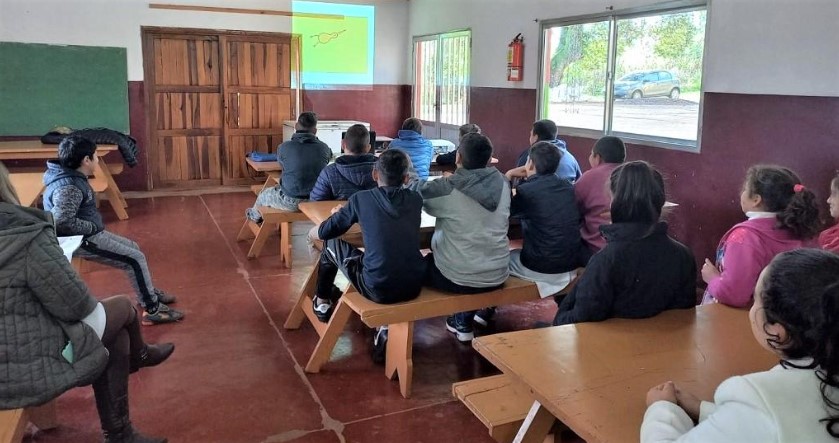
[142,28,299,189]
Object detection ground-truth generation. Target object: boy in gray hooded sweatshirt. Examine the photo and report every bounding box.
[418,133,511,342]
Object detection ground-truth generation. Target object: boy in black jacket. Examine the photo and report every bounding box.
[312,150,426,334]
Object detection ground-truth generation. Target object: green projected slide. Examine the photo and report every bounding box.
[292,1,375,86]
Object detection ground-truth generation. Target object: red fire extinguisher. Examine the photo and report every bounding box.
[507,33,524,82]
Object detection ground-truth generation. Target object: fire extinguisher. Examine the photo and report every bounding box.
[507,33,524,82]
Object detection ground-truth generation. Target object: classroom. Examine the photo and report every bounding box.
[1,0,839,442]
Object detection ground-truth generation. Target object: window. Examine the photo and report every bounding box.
[540,3,707,149]
[413,30,471,141]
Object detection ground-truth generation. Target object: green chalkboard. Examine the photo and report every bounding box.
[0,42,129,136]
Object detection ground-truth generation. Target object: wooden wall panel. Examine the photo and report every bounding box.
[227,135,283,181]
[156,136,221,183]
[155,93,222,130]
[229,93,289,129]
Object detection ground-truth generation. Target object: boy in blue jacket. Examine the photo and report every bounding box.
[388,117,434,180]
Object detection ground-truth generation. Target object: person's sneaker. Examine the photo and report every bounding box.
[245,208,263,224]
[142,303,185,326]
[445,316,474,343]
[371,326,388,365]
[473,307,497,327]
[154,288,177,305]
[312,296,334,323]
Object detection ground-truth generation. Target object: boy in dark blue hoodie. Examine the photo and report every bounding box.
[43,136,184,325]
[309,124,377,201]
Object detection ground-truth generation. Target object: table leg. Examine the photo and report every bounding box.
[513,401,555,443]
[95,158,128,220]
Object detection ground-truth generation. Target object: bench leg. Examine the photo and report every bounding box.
[385,322,414,398]
[513,401,554,443]
[284,265,319,330]
[304,299,353,373]
[1,408,28,443]
[247,222,276,259]
[27,400,58,430]
[237,220,255,241]
[280,222,292,268]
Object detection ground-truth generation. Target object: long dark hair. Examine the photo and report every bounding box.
[760,249,839,437]
[744,165,821,239]
[609,160,665,224]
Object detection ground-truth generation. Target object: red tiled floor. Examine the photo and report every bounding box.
[24,191,580,443]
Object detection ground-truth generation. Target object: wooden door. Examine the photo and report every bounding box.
[145,33,224,189]
[223,35,295,185]
[143,29,297,189]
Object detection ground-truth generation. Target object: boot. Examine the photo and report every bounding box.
[129,343,175,374]
[94,334,168,443]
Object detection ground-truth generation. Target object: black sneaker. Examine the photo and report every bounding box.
[473,307,497,327]
[312,296,334,323]
[371,326,388,365]
[445,316,474,343]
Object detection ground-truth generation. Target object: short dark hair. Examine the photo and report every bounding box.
[458,123,481,140]
[609,161,666,224]
[401,117,423,134]
[58,135,97,169]
[343,124,370,154]
[532,119,558,141]
[458,133,493,170]
[529,141,561,175]
[593,136,627,164]
[375,149,411,186]
[296,112,318,132]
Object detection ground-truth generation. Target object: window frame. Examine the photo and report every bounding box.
[537,0,709,152]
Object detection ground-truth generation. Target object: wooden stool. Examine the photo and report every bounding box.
[236,206,310,267]
[0,401,58,443]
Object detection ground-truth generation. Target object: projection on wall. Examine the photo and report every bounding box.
[292,1,375,88]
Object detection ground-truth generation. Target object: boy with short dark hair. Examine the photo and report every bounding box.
[388,117,434,180]
[511,119,581,183]
[418,133,511,342]
[246,112,331,222]
[575,136,627,254]
[43,135,184,325]
[435,123,481,166]
[312,149,426,323]
[309,124,377,201]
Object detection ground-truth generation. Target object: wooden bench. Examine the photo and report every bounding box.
[284,275,544,398]
[0,401,58,443]
[453,374,537,443]
[250,171,281,196]
[236,206,310,267]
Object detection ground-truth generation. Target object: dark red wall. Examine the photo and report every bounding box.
[470,89,839,265]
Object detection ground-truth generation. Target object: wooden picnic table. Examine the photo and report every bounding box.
[472,304,777,443]
[0,142,128,220]
[9,172,45,207]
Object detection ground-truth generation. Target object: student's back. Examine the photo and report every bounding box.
[278,132,332,199]
[514,172,581,273]
[554,161,696,326]
[309,154,377,201]
[421,167,511,287]
[575,136,628,253]
[389,118,433,180]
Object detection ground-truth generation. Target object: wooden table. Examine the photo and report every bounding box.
[472,304,777,443]
[0,141,128,220]
[9,172,45,207]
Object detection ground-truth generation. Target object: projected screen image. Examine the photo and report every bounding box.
[292,1,375,86]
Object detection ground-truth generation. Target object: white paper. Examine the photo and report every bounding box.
[57,235,83,263]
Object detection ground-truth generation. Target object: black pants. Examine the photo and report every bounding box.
[316,238,377,302]
[424,253,502,327]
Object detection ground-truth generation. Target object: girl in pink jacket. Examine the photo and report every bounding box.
[702,165,821,308]
[819,174,839,253]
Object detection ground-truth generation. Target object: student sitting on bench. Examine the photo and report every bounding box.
[418,133,511,342]
[312,150,426,356]
[553,161,696,326]
[435,123,481,167]
[246,112,331,222]
[309,124,377,201]
[43,136,184,326]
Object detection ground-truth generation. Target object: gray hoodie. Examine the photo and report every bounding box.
[419,168,511,287]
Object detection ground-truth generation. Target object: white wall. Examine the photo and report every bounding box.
[0,0,409,84]
[408,0,839,97]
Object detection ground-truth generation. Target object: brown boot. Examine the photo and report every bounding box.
[129,343,175,374]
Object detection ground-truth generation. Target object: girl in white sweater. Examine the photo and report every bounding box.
[642,248,839,442]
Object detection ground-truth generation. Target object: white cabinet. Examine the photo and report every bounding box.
[282,120,370,155]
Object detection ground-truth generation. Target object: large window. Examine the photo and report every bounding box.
[413,30,471,141]
[540,3,707,149]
